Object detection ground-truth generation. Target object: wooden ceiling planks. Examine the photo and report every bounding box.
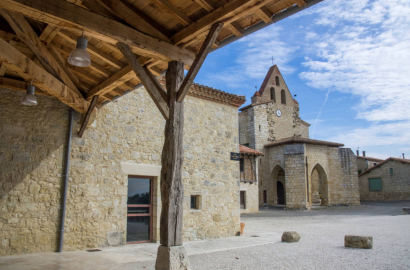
[0,0,309,112]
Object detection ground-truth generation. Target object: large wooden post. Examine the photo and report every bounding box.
[155,61,190,270]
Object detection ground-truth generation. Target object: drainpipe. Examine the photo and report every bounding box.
[306,156,309,202]
[59,109,74,252]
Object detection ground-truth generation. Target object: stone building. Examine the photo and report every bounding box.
[359,157,410,201]
[356,152,383,174]
[239,145,264,213]
[239,66,360,210]
[0,83,245,256]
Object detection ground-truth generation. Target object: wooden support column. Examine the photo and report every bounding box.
[155,61,190,270]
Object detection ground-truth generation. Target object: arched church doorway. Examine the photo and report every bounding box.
[311,164,329,206]
[277,181,285,205]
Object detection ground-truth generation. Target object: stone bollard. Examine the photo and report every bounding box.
[403,208,410,214]
[281,231,301,243]
[344,235,373,249]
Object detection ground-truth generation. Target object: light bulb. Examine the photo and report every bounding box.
[21,85,37,106]
[68,36,91,67]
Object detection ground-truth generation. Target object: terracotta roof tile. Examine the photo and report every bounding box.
[264,137,344,148]
[239,145,265,156]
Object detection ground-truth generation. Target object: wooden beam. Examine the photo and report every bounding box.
[0,0,195,65]
[85,65,134,100]
[95,0,171,42]
[254,7,272,23]
[0,36,89,113]
[151,0,193,27]
[158,60,185,248]
[225,22,243,37]
[117,42,169,119]
[171,0,252,45]
[194,0,215,12]
[38,24,60,46]
[295,0,306,7]
[0,9,83,97]
[0,77,49,95]
[0,64,6,76]
[78,95,98,137]
[177,23,223,102]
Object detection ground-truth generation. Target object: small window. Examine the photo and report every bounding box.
[390,168,394,174]
[270,87,275,102]
[191,195,201,209]
[281,89,286,104]
[275,76,280,86]
[259,125,261,131]
[369,178,382,191]
[263,190,267,204]
[240,158,244,172]
[373,163,377,166]
[240,191,246,209]
[243,143,249,147]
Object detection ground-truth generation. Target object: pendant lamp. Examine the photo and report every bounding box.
[21,80,37,106]
[68,31,91,67]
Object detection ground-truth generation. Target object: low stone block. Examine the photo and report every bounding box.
[403,208,410,214]
[281,231,301,243]
[155,245,190,270]
[344,235,373,249]
[107,231,123,246]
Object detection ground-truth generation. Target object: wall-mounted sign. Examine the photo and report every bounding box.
[230,152,240,161]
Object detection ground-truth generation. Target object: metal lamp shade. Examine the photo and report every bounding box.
[68,36,91,67]
[21,85,37,106]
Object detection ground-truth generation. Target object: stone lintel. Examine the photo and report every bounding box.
[120,162,162,176]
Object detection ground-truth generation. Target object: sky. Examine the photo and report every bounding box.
[194,0,410,160]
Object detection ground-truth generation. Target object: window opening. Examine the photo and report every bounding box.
[281,89,286,105]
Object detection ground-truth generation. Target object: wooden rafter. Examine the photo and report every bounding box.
[95,0,171,42]
[151,0,193,27]
[254,7,272,23]
[0,36,89,113]
[0,64,6,76]
[85,65,134,100]
[194,0,215,12]
[0,0,195,65]
[78,95,99,137]
[0,9,83,97]
[177,23,223,102]
[295,0,306,7]
[0,77,49,96]
[225,23,244,37]
[38,24,61,46]
[117,42,169,119]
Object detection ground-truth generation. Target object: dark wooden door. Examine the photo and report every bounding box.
[240,191,246,209]
[127,176,153,244]
[263,190,267,204]
[277,181,285,205]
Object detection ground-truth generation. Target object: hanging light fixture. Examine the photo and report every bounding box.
[68,31,91,67]
[21,80,37,106]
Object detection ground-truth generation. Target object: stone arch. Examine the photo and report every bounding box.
[310,163,329,206]
[270,164,286,205]
[281,89,286,105]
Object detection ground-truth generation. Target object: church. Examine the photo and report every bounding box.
[239,66,360,210]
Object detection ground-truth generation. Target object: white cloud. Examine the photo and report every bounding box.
[299,0,410,149]
[208,26,298,86]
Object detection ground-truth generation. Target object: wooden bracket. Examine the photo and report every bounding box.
[177,23,223,102]
[117,42,169,119]
[78,95,99,138]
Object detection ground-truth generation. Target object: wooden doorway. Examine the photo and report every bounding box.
[127,176,153,244]
[277,181,285,205]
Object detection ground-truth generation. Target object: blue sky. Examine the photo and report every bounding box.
[194,0,410,160]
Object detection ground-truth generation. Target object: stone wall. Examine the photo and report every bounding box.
[359,160,410,201]
[0,87,241,256]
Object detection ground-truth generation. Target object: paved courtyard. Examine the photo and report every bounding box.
[1,201,409,270]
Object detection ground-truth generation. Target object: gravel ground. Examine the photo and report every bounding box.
[128,201,410,270]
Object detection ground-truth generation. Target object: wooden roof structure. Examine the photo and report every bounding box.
[0,0,322,115]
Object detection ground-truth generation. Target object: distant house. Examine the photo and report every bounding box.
[356,152,383,174]
[359,158,410,201]
[239,145,264,213]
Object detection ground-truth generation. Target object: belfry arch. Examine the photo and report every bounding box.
[310,163,329,206]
